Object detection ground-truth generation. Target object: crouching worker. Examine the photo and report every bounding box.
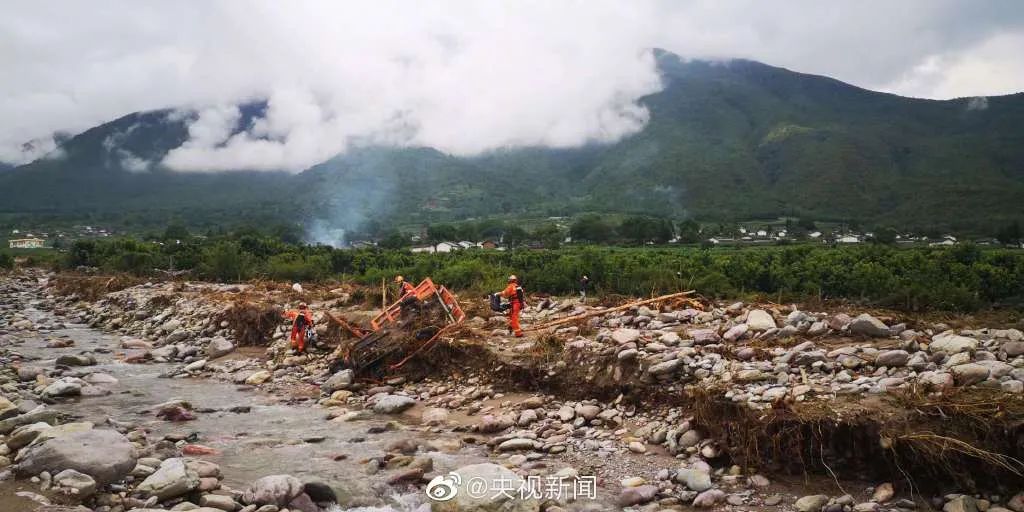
[283,302,315,354]
[498,275,526,337]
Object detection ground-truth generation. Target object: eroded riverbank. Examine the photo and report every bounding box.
[3,270,1024,512]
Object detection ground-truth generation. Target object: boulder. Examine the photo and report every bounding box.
[930,333,978,354]
[850,314,890,337]
[244,370,272,385]
[617,485,659,507]
[135,457,199,500]
[746,310,776,331]
[321,369,355,394]
[432,463,539,512]
[693,489,725,507]
[647,359,681,376]
[242,474,304,506]
[1002,342,1024,357]
[373,395,416,414]
[944,496,979,512]
[796,495,830,512]
[15,429,137,485]
[52,469,97,499]
[951,364,990,386]
[611,329,641,345]
[689,329,721,345]
[207,337,235,359]
[43,378,83,397]
[723,324,748,342]
[675,467,712,491]
[828,313,852,331]
[0,406,61,434]
[875,350,910,367]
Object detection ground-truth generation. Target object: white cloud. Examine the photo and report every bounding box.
[1,0,1022,168]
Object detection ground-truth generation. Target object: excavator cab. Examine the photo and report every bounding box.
[332,278,465,375]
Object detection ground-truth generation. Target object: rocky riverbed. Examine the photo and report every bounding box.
[2,269,1024,512]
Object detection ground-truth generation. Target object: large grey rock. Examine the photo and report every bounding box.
[951,364,990,386]
[875,350,910,367]
[689,329,721,345]
[850,314,890,337]
[647,359,681,375]
[617,485,659,507]
[944,496,979,512]
[321,369,355,394]
[723,324,748,341]
[930,333,978,354]
[675,467,712,491]
[136,457,199,500]
[207,337,235,359]
[431,463,539,512]
[829,313,853,331]
[611,328,641,345]
[0,406,60,434]
[52,469,97,499]
[372,395,416,414]
[746,309,776,331]
[15,429,137,485]
[796,495,830,512]
[243,474,304,506]
[43,378,84,398]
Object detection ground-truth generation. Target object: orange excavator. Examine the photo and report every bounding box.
[328,278,465,374]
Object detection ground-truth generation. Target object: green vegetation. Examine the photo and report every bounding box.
[60,234,1024,312]
[0,251,13,270]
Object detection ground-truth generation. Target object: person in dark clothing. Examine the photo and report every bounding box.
[579,275,590,303]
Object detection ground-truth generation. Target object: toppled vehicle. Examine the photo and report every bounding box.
[328,278,465,376]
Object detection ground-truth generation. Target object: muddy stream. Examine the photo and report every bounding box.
[1,299,491,511]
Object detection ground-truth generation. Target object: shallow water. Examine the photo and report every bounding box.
[1,303,488,510]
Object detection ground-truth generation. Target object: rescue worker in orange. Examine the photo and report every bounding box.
[394,275,415,299]
[499,275,526,337]
[283,302,314,354]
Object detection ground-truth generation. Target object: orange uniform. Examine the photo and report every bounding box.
[500,282,525,337]
[283,308,314,352]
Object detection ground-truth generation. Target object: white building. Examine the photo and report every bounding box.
[9,238,44,249]
[837,235,860,244]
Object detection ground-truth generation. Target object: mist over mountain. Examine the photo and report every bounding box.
[1,51,1022,234]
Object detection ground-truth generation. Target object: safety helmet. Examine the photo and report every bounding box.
[394,275,404,283]
[298,302,308,309]
[508,275,518,282]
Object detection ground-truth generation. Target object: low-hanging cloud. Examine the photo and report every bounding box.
[2,0,1023,168]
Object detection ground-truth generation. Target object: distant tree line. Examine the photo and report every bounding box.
[57,227,1024,312]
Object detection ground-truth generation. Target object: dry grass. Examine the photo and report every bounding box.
[50,273,148,301]
[218,301,281,346]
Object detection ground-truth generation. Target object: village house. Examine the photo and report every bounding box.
[8,237,45,249]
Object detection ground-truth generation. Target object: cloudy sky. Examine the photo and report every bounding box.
[2,0,1023,169]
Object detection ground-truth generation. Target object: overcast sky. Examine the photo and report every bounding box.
[2,0,1023,169]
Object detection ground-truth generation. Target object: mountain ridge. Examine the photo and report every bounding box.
[1,51,1022,232]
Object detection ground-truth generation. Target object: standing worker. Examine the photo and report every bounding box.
[498,275,526,337]
[579,275,590,303]
[283,302,314,354]
[394,275,416,299]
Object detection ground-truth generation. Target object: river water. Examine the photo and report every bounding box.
[1,298,490,511]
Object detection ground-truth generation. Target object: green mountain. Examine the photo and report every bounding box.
[1,51,1022,232]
